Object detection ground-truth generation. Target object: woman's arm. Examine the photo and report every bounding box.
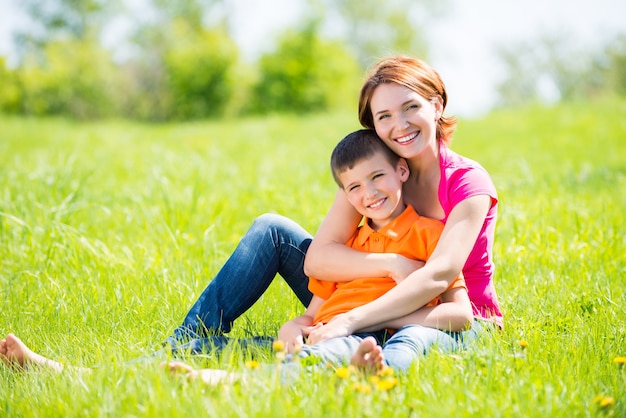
[304,189,424,282]
[358,286,474,333]
[307,194,491,344]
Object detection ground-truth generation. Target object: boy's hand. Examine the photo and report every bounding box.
[389,254,424,284]
[278,315,313,353]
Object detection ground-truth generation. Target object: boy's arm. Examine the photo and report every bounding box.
[278,295,326,353]
[357,286,473,333]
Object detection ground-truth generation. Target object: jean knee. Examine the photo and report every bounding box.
[252,213,283,232]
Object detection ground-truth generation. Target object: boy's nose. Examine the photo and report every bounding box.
[365,183,378,198]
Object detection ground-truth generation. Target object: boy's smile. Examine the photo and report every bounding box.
[338,152,409,230]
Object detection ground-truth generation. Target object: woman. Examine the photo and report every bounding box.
[166,55,501,352]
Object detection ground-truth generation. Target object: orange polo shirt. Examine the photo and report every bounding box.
[309,205,466,325]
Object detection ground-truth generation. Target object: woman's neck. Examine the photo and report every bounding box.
[406,141,440,184]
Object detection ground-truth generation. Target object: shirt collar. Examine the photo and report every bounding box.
[356,205,419,246]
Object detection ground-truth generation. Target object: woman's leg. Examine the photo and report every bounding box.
[167,214,313,344]
[0,334,89,373]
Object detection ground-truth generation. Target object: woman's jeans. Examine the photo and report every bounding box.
[165,213,314,345]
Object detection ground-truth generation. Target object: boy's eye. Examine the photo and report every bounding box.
[372,173,384,180]
[348,185,360,192]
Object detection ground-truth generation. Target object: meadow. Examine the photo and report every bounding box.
[1,99,625,417]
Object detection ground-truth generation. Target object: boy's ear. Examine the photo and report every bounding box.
[397,158,410,182]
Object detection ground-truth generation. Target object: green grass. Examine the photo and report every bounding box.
[1,99,625,417]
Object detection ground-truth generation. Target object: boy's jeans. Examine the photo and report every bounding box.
[166,213,314,345]
[291,322,485,372]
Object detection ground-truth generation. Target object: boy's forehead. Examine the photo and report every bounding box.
[338,152,395,178]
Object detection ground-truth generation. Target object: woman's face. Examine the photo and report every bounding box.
[370,83,442,161]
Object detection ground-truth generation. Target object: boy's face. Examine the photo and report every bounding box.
[338,152,409,229]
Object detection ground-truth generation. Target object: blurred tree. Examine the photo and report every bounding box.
[251,20,362,114]
[18,38,120,119]
[122,0,241,120]
[604,34,626,96]
[0,58,22,113]
[11,0,120,63]
[496,33,626,107]
[163,20,239,120]
[309,0,449,67]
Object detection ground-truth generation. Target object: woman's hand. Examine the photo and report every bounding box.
[304,314,356,345]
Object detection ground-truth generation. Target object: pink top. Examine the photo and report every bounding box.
[438,142,503,327]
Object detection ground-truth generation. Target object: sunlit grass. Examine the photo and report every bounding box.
[1,99,625,416]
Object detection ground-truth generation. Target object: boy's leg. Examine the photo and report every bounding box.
[167,214,313,344]
[292,332,386,366]
[381,325,464,372]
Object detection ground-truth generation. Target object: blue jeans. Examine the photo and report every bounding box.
[164,212,490,365]
[166,213,314,345]
[290,322,487,372]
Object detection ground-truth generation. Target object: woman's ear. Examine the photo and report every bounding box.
[432,96,444,117]
[397,158,410,182]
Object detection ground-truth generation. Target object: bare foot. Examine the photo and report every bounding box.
[350,336,385,372]
[161,361,200,379]
[161,361,239,385]
[0,333,68,373]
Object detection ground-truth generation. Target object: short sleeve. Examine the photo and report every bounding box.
[447,166,498,209]
[308,277,336,300]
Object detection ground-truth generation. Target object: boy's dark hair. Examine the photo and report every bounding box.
[331,129,401,187]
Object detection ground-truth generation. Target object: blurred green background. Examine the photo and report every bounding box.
[0,0,625,122]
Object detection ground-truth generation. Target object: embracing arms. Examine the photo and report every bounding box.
[304,189,425,282]
[305,193,492,343]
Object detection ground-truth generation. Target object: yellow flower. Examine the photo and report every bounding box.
[593,394,604,404]
[272,340,285,352]
[376,377,398,391]
[600,397,615,408]
[369,375,380,384]
[245,360,260,369]
[378,366,394,377]
[335,367,351,379]
[613,356,626,366]
[352,382,372,394]
[518,340,528,349]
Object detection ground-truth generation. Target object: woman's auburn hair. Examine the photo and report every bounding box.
[358,56,457,144]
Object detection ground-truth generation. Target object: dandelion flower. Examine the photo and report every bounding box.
[376,377,398,391]
[613,356,626,366]
[335,367,351,379]
[518,340,528,348]
[245,360,260,370]
[272,340,285,352]
[593,394,604,404]
[352,382,372,394]
[378,366,394,377]
[600,397,615,408]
